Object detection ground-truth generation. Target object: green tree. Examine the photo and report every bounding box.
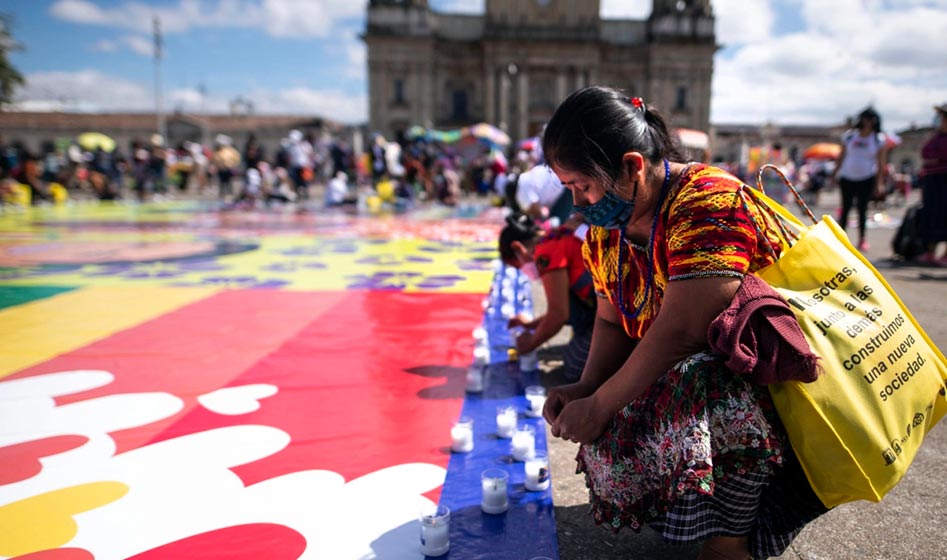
[0,14,25,110]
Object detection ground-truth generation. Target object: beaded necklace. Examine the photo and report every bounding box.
[615,158,671,321]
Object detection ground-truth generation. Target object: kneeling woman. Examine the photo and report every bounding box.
[541,87,827,560]
[500,213,596,382]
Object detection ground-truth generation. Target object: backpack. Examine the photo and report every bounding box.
[891,203,925,260]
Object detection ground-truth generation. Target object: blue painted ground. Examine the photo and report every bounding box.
[435,263,559,559]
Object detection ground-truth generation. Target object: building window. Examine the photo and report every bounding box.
[452,89,469,121]
[675,86,688,110]
[393,79,406,105]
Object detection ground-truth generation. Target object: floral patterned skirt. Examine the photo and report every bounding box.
[576,352,827,558]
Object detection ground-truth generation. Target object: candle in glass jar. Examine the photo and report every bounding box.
[450,418,474,453]
[496,406,517,438]
[524,385,546,418]
[480,469,509,514]
[511,424,536,461]
[519,350,539,371]
[419,504,450,556]
[525,452,550,491]
[465,364,484,393]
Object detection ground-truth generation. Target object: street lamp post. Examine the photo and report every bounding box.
[153,16,166,145]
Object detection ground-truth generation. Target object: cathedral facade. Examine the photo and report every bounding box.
[363,0,715,143]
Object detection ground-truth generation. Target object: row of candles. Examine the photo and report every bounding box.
[420,385,549,556]
[419,261,543,557]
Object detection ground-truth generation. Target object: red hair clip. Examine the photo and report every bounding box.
[631,97,644,110]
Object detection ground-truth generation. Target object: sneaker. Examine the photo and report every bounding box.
[857,239,870,251]
[917,253,938,266]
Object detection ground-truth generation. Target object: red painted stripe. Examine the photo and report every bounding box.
[10,290,347,454]
[153,291,482,487]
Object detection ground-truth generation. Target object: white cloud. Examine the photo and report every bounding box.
[166,86,368,123]
[711,0,947,130]
[713,0,775,45]
[123,34,154,56]
[18,70,154,112]
[18,70,367,123]
[50,0,368,38]
[50,0,112,25]
[431,0,484,15]
[600,0,651,19]
[91,39,118,52]
[344,42,367,80]
[250,87,367,122]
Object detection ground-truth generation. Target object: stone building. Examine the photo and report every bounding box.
[363,0,716,143]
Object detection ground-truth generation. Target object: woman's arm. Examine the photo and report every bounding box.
[578,296,637,391]
[516,268,570,353]
[543,295,636,431]
[876,146,889,191]
[552,275,740,443]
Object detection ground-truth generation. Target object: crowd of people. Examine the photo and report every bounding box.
[0,126,551,212]
[0,131,358,207]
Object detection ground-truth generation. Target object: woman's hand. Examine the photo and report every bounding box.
[543,381,595,432]
[508,314,541,330]
[551,393,613,444]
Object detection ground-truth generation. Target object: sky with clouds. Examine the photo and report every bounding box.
[7,0,947,132]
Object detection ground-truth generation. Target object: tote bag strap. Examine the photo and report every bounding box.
[739,164,816,261]
[755,164,819,224]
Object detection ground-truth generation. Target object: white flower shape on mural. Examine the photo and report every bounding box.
[0,370,444,560]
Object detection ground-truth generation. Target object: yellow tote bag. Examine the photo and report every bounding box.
[744,166,947,508]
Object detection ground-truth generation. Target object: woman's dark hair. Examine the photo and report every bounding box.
[856,107,882,134]
[542,86,684,191]
[499,213,542,265]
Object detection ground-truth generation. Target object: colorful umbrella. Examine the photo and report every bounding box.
[464,123,511,147]
[802,142,842,161]
[77,132,117,153]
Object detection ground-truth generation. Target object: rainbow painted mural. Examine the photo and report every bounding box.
[0,200,544,560]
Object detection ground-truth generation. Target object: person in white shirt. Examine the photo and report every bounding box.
[831,107,888,251]
[325,171,355,206]
[515,164,574,224]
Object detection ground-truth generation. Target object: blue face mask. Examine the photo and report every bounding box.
[575,188,636,230]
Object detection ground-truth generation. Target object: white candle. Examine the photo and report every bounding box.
[419,505,450,556]
[496,406,517,438]
[511,425,536,462]
[465,365,483,393]
[525,453,550,491]
[525,385,546,418]
[519,350,539,372]
[481,469,509,514]
[472,344,490,363]
[472,326,487,341]
[450,418,474,453]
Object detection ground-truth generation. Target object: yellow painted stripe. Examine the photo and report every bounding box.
[0,286,216,379]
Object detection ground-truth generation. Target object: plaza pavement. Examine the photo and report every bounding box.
[536,186,947,560]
